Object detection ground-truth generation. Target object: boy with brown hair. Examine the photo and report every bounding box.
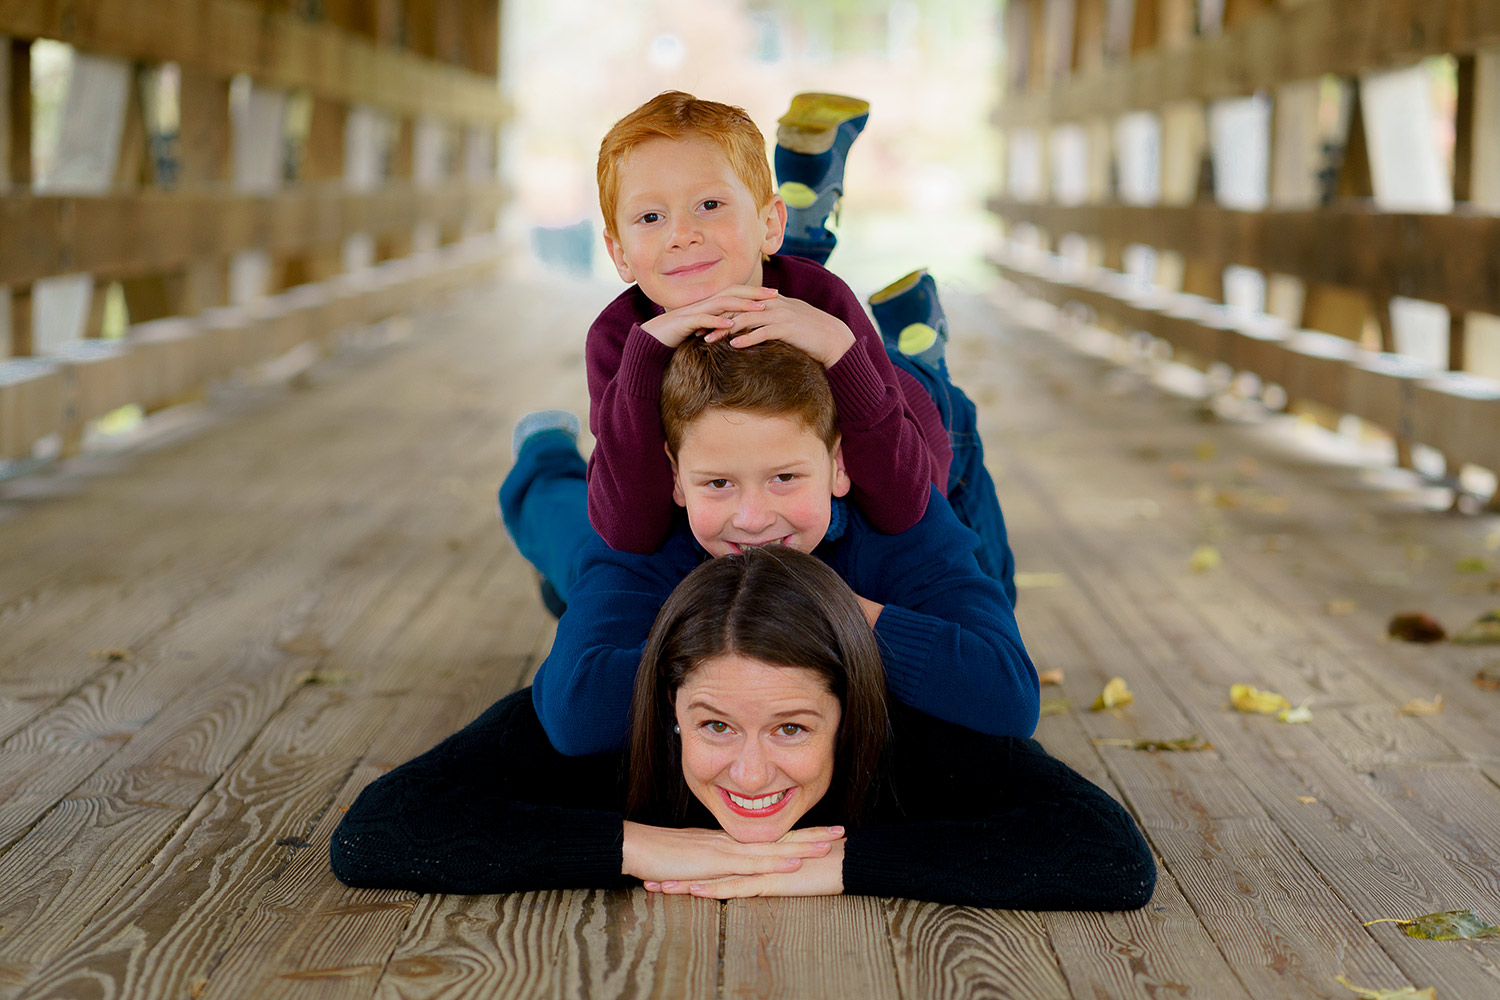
[505,338,1037,757]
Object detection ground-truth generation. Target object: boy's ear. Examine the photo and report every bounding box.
[603,230,635,283]
[759,194,787,256]
[830,436,851,498]
[666,442,687,507]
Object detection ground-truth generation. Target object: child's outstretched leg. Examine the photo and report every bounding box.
[499,410,593,617]
[774,93,869,266]
[871,274,1017,605]
[869,269,950,371]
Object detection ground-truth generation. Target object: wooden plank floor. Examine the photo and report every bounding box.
[2,273,1499,999]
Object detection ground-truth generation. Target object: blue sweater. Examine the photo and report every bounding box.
[532,486,1040,756]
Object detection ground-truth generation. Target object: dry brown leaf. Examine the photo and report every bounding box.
[1230,683,1291,715]
[1474,669,1500,692]
[1090,677,1134,711]
[90,649,132,662]
[1396,695,1444,717]
[1167,461,1191,482]
[1387,613,1446,643]
[1093,735,1214,753]
[1038,669,1064,686]
[1325,600,1358,616]
[1335,974,1435,1000]
[1189,544,1222,573]
[1233,456,1260,481]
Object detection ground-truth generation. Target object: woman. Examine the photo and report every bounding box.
[331,548,1155,908]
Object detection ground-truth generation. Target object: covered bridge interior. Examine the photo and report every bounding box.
[2,2,1500,998]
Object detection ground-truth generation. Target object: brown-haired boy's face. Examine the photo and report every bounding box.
[669,408,849,557]
[603,137,785,310]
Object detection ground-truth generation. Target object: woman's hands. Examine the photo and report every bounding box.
[650,840,846,899]
[622,821,844,889]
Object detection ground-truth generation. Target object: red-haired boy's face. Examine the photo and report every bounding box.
[604,137,785,310]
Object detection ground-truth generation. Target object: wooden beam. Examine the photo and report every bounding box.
[987,197,1500,321]
[0,0,507,125]
[996,0,1500,127]
[0,182,507,286]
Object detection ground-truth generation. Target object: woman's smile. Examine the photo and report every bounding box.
[674,654,840,842]
[720,786,794,817]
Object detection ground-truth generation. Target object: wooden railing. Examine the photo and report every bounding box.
[1,0,508,465]
[992,0,1500,494]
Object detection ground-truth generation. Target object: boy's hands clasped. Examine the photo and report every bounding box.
[641,286,856,368]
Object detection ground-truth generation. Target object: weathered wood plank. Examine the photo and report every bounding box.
[998,0,1500,126]
[989,199,1500,321]
[0,184,506,287]
[885,901,1071,1000]
[0,0,506,124]
[721,896,901,1000]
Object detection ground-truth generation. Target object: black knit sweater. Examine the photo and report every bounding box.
[330,689,1156,910]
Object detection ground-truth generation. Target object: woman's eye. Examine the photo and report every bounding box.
[778,723,805,737]
[704,721,731,734]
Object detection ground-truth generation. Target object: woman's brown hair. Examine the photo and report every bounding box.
[626,546,889,827]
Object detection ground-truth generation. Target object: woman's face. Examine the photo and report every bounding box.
[673,653,840,843]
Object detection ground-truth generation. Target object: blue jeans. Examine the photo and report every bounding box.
[498,430,595,606]
[888,351,1017,606]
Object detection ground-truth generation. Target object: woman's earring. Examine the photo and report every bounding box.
[673,724,681,734]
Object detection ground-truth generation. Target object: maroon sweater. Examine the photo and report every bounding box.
[585,255,951,553]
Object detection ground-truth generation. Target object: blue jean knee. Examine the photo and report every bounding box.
[497,430,596,604]
[887,351,1017,605]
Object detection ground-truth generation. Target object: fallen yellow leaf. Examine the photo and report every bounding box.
[1038,669,1064,686]
[1396,695,1444,717]
[1230,683,1291,715]
[1278,702,1314,724]
[1335,974,1435,999]
[1325,600,1358,616]
[1452,610,1500,645]
[1365,908,1500,940]
[1297,796,1318,804]
[1456,556,1489,574]
[1014,572,1067,590]
[1189,544,1222,573]
[1091,677,1134,711]
[1039,698,1071,716]
[1194,441,1217,461]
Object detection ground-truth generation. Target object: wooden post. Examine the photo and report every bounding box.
[466,0,501,77]
[177,65,232,314]
[1449,54,1476,372]
[4,38,30,190]
[3,38,34,358]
